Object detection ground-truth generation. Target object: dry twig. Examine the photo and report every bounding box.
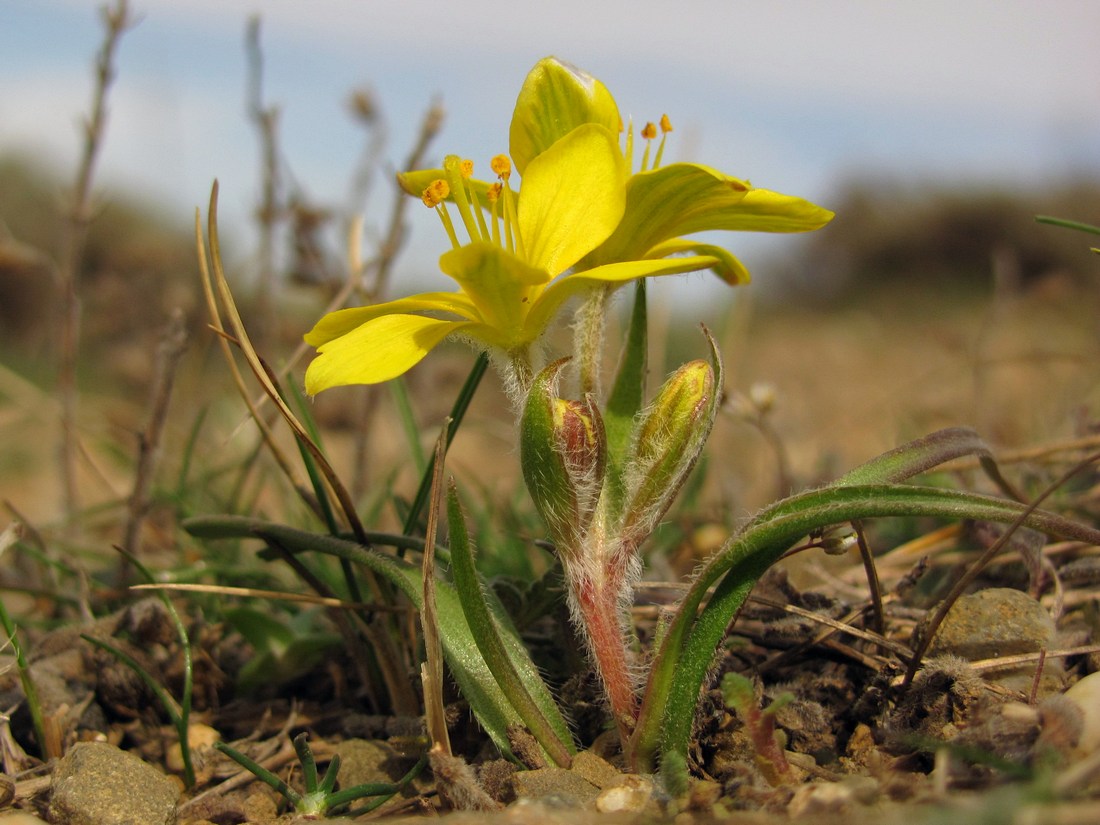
[57,0,134,524]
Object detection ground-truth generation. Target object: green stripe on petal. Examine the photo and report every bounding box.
[303,292,481,347]
[645,239,751,285]
[305,315,469,393]
[524,255,718,341]
[588,163,832,266]
[509,57,622,176]
[518,123,627,277]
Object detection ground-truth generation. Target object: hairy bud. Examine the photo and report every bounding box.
[620,337,721,545]
[521,359,606,554]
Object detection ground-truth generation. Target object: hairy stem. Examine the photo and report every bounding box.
[568,562,638,743]
[575,286,610,397]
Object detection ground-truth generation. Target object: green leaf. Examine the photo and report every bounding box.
[184,515,561,762]
[833,425,1021,499]
[445,483,575,765]
[633,482,1100,777]
[603,279,648,508]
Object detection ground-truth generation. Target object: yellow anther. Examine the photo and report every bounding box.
[486,182,502,202]
[491,154,512,179]
[459,159,474,179]
[641,122,657,140]
[421,179,450,208]
[659,114,673,133]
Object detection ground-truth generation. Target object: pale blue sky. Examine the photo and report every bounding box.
[3,0,1098,295]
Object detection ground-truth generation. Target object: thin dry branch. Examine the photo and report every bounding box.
[120,309,188,565]
[57,0,134,524]
[244,15,282,350]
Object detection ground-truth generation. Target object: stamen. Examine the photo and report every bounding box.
[422,179,460,249]
[624,120,634,173]
[640,121,657,171]
[491,154,522,257]
[421,179,449,207]
[443,155,481,243]
[491,154,511,180]
[487,183,502,245]
[468,181,490,241]
[654,114,673,169]
[452,158,492,240]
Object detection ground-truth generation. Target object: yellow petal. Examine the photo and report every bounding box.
[588,162,832,266]
[524,255,719,340]
[645,239,751,285]
[509,57,622,176]
[518,123,627,276]
[303,292,480,347]
[305,315,469,393]
[439,241,550,347]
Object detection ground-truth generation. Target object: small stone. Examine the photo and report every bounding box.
[0,814,51,825]
[335,738,412,787]
[594,774,657,814]
[787,776,878,818]
[511,767,600,807]
[926,588,1061,694]
[927,588,1055,660]
[568,751,621,789]
[1063,671,1100,755]
[48,741,179,825]
[240,790,278,822]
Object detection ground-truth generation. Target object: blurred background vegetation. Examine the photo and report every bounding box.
[3,144,1099,535]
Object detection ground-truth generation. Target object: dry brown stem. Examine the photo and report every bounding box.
[120,309,188,567]
[57,0,134,525]
[245,15,282,351]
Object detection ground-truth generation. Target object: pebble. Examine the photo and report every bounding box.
[1063,670,1100,755]
[925,588,1060,694]
[568,751,621,789]
[595,774,658,814]
[927,588,1055,660]
[511,767,600,807]
[48,741,179,825]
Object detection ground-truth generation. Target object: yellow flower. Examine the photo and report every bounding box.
[304,58,833,394]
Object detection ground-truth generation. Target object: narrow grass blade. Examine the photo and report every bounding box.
[116,546,195,787]
[293,733,320,793]
[403,353,488,535]
[184,516,554,762]
[1036,215,1100,236]
[215,741,302,806]
[0,599,49,759]
[390,377,427,476]
[446,481,575,766]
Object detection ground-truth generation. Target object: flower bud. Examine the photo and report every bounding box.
[621,354,719,545]
[521,359,606,554]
